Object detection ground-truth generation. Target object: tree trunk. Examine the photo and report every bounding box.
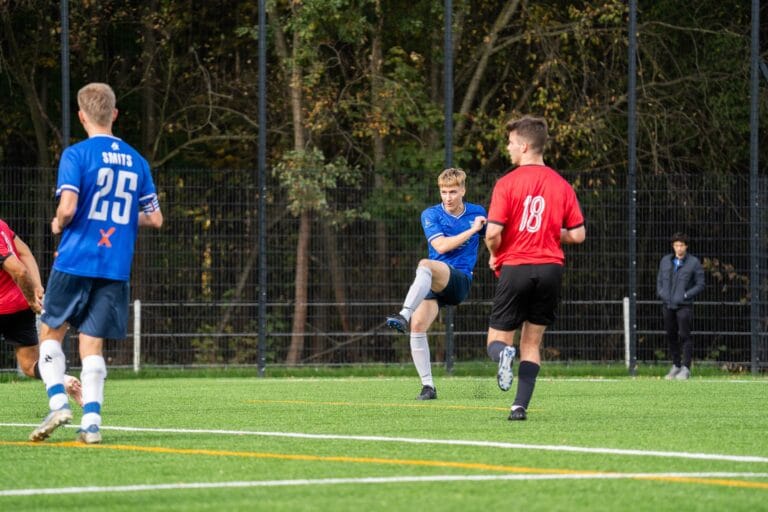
[286,210,310,364]
[271,5,310,365]
[323,223,351,333]
[370,6,390,308]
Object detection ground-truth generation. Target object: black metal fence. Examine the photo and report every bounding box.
[1,167,766,371]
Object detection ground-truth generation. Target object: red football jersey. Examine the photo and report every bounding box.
[0,219,30,314]
[488,165,584,267]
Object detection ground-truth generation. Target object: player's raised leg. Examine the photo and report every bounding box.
[387,260,451,334]
[487,327,516,392]
[387,264,432,333]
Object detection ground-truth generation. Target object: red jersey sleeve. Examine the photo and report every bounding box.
[0,220,16,261]
[0,219,29,314]
[563,185,585,229]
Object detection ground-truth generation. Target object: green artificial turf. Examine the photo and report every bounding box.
[1,374,766,511]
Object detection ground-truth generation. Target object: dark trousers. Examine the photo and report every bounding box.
[663,306,693,368]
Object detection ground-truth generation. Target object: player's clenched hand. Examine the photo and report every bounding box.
[488,254,499,272]
[29,288,43,314]
[472,216,487,232]
[51,216,62,235]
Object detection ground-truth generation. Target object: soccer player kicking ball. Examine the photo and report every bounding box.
[29,83,163,444]
[386,168,486,400]
[485,116,585,421]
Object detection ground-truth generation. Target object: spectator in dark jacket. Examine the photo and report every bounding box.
[656,232,705,379]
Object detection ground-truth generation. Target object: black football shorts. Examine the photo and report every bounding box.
[489,263,563,331]
[0,308,37,347]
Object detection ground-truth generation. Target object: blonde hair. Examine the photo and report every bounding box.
[77,83,116,126]
[437,168,466,188]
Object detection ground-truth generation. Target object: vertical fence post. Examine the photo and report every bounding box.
[443,0,455,373]
[133,300,141,373]
[257,0,268,377]
[623,297,630,369]
[445,307,455,373]
[60,0,70,149]
[749,0,761,375]
[58,0,71,365]
[627,0,638,376]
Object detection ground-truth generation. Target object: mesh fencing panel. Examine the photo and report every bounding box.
[1,167,766,370]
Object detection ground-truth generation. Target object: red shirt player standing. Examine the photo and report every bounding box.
[484,116,586,421]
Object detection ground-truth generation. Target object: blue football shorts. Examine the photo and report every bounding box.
[425,265,472,307]
[41,269,130,339]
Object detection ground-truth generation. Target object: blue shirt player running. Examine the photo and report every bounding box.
[386,168,487,400]
[30,83,163,445]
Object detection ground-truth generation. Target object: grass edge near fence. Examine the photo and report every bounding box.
[1,360,764,382]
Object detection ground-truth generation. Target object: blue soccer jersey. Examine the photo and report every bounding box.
[421,202,487,278]
[53,134,159,281]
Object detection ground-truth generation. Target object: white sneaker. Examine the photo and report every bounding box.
[675,366,691,380]
[497,346,516,391]
[664,365,681,380]
[29,406,72,442]
[64,375,84,406]
[77,425,102,444]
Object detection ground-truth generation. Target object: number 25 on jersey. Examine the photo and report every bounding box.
[87,168,137,225]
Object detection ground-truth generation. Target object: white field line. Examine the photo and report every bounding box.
[2,472,768,497]
[203,376,768,384]
[1,423,767,463]
[542,378,767,384]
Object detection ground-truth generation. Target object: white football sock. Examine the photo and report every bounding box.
[410,332,433,388]
[38,340,68,411]
[400,266,432,322]
[80,355,107,428]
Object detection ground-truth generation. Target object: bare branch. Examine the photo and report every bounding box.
[455,0,521,138]
[151,134,257,168]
